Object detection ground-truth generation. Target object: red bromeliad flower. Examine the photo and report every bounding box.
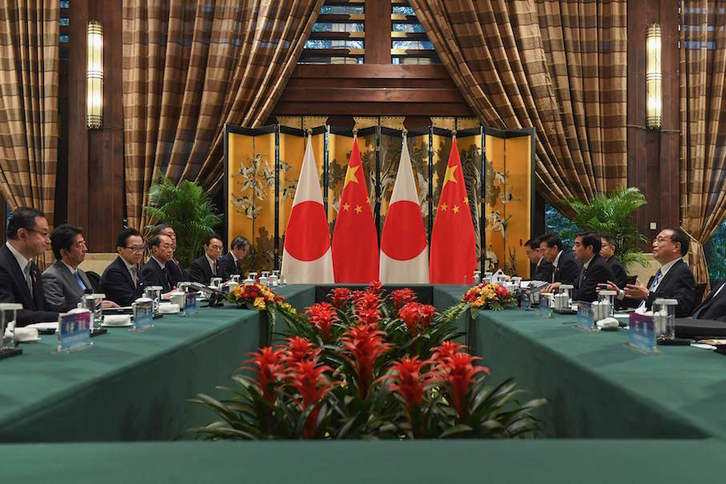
[283,336,320,366]
[305,302,338,340]
[341,324,391,398]
[431,341,466,362]
[437,352,490,419]
[287,360,335,438]
[494,284,510,298]
[391,288,417,310]
[355,291,380,312]
[356,307,381,327]
[247,346,285,404]
[367,280,383,295]
[328,288,353,309]
[398,302,436,336]
[388,356,432,411]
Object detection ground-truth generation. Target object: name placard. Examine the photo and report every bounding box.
[133,299,154,332]
[629,312,656,353]
[58,310,92,352]
[577,302,595,331]
[184,292,197,317]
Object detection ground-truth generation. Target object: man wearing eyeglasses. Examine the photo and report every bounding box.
[0,207,59,325]
[603,227,696,317]
[189,234,224,284]
[43,224,119,312]
[101,228,145,306]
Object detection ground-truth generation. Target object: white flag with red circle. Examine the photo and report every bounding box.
[379,136,429,283]
[281,135,334,283]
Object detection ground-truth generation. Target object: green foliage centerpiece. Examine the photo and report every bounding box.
[566,187,649,267]
[191,283,544,440]
[143,176,222,267]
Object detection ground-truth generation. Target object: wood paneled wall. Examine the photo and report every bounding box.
[58,0,124,252]
[627,0,680,239]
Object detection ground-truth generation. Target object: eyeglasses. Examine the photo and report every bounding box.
[125,245,145,253]
[653,236,673,244]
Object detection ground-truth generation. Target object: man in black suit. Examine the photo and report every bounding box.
[140,234,175,293]
[539,233,581,287]
[607,227,696,317]
[217,236,250,280]
[548,231,613,302]
[691,279,726,322]
[101,228,145,307]
[189,234,224,284]
[0,207,59,325]
[151,224,186,286]
[524,236,552,282]
[600,233,628,289]
[43,224,119,312]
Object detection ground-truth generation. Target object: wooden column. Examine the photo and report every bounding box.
[627,0,680,242]
[61,0,124,251]
[364,0,391,64]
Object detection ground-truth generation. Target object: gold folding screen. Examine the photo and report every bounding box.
[224,120,534,276]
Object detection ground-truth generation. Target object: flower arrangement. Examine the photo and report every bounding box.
[461,282,516,314]
[192,283,544,440]
[227,283,285,311]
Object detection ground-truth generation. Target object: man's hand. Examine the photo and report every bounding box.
[101,300,120,309]
[543,282,561,294]
[624,279,649,300]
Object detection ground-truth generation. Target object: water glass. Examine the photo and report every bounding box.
[653,298,678,340]
[143,286,162,314]
[82,293,105,329]
[0,303,21,350]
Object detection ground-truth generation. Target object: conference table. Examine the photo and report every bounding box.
[2,284,726,483]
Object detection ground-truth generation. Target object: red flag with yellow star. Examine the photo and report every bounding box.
[332,136,379,282]
[430,137,476,283]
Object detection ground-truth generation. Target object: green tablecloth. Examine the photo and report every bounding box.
[471,306,726,438]
[1,439,724,484]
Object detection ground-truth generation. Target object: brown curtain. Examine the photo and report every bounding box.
[123,0,323,230]
[409,0,627,215]
[680,1,726,291]
[0,1,59,226]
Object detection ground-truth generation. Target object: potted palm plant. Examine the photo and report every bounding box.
[566,187,648,267]
[143,176,222,267]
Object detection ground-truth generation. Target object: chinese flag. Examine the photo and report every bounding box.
[430,137,476,283]
[332,136,379,282]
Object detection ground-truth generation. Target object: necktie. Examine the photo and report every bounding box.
[130,267,138,287]
[578,266,585,288]
[211,261,217,276]
[24,264,33,294]
[649,269,663,292]
[74,271,87,291]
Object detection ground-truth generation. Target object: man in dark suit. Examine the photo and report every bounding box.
[539,233,580,286]
[567,232,613,302]
[101,228,144,307]
[151,224,186,286]
[524,236,552,282]
[600,233,628,289]
[217,236,250,280]
[140,234,175,293]
[691,279,726,322]
[607,227,696,317]
[189,234,224,284]
[43,224,119,312]
[0,207,59,325]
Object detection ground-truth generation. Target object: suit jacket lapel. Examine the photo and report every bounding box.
[3,245,35,305]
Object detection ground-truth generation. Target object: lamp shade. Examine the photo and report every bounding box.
[87,20,103,129]
[646,23,662,130]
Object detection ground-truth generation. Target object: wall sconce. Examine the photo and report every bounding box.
[646,23,662,130]
[87,20,103,129]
